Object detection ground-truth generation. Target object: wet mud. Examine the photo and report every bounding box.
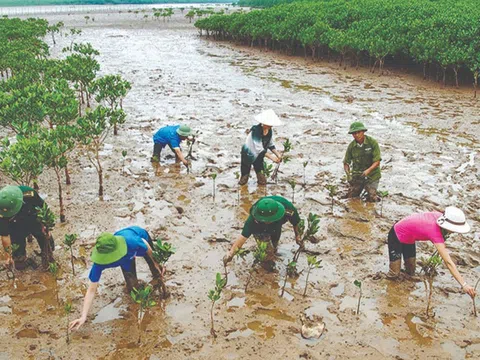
[0,6,479,360]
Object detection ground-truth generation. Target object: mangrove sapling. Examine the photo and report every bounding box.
[245,241,268,292]
[208,273,227,338]
[210,173,217,202]
[234,172,240,205]
[280,259,297,298]
[419,252,443,317]
[262,161,274,195]
[151,238,175,298]
[4,244,19,284]
[36,203,56,269]
[130,285,157,344]
[303,256,322,297]
[271,138,292,183]
[302,161,309,186]
[64,301,72,344]
[354,280,362,315]
[473,278,480,317]
[121,150,127,174]
[63,234,78,276]
[49,262,60,303]
[378,190,389,217]
[186,131,198,160]
[287,178,297,204]
[325,184,338,215]
[293,213,320,262]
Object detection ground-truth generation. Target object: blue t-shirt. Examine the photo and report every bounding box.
[88,226,150,283]
[152,125,182,148]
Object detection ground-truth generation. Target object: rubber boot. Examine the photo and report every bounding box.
[238,174,249,186]
[256,172,267,185]
[404,257,417,276]
[386,260,401,279]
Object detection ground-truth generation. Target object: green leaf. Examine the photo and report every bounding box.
[354,280,362,288]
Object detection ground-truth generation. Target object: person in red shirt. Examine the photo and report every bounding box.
[386,206,475,298]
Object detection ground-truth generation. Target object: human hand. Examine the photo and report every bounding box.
[69,317,86,331]
[182,159,189,167]
[362,169,370,177]
[295,235,304,248]
[223,253,233,266]
[273,156,281,164]
[463,284,476,298]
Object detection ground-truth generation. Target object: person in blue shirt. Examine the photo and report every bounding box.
[151,124,192,167]
[69,226,163,331]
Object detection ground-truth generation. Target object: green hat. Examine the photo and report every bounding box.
[348,121,368,134]
[251,198,285,223]
[90,232,128,265]
[176,125,192,137]
[0,185,24,218]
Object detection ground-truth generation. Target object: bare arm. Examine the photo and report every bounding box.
[225,235,248,263]
[271,148,282,161]
[143,240,162,274]
[265,152,280,163]
[435,242,476,298]
[174,148,188,167]
[362,160,380,177]
[69,281,99,331]
[1,235,13,266]
[343,163,351,179]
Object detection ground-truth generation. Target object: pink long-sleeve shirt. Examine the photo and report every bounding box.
[394,212,445,245]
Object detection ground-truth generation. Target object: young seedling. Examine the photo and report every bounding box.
[234,172,240,205]
[4,244,19,284]
[185,132,198,160]
[293,213,320,262]
[302,161,309,186]
[419,252,442,317]
[245,240,268,292]
[280,259,297,298]
[210,173,217,202]
[49,262,60,303]
[64,301,72,344]
[36,203,56,269]
[473,278,480,317]
[262,161,274,195]
[287,178,297,204]
[303,255,322,297]
[354,280,362,315]
[325,184,338,215]
[151,238,175,298]
[207,272,227,338]
[63,234,78,276]
[121,150,127,174]
[131,285,157,344]
[272,138,293,183]
[378,190,389,217]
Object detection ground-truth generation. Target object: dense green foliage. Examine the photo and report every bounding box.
[196,0,480,93]
[0,0,225,6]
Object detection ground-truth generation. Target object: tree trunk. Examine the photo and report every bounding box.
[442,67,446,86]
[474,71,478,98]
[96,151,104,197]
[303,268,311,297]
[64,166,71,185]
[423,62,427,80]
[114,123,118,136]
[453,66,459,88]
[55,168,66,223]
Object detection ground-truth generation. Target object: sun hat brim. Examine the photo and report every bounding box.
[348,127,368,134]
[176,128,192,137]
[251,201,285,223]
[90,236,128,265]
[437,217,471,234]
[255,109,283,127]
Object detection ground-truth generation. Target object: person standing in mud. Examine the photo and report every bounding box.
[151,124,192,167]
[69,226,163,330]
[386,206,476,298]
[238,109,283,186]
[0,185,54,270]
[223,196,303,265]
[343,122,381,202]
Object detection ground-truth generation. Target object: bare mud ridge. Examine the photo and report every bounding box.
[0,8,479,360]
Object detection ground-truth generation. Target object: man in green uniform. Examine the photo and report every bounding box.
[343,122,381,202]
[0,185,54,270]
[223,196,303,264]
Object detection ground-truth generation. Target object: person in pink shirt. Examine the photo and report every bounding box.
[386,206,476,298]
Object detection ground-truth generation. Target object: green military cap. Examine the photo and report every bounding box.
[251,198,285,223]
[0,185,24,218]
[348,122,368,134]
[176,125,192,137]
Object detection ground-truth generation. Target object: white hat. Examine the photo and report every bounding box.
[436,206,470,234]
[255,109,283,127]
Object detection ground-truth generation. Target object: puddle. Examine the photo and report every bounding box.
[92,298,126,324]
[247,321,275,339]
[404,313,433,345]
[254,307,295,322]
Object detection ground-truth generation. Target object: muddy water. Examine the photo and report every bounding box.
[1,7,479,360]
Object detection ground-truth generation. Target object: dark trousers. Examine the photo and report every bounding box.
[121,234,161,291]
[241,151,265,177]
[11,220,52,259]
[387,226,416,262]
[254,230,282,250]
[153,143,178,161]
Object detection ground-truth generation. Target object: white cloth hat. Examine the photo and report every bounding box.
[255,109,283,127]
[436,206,470,234]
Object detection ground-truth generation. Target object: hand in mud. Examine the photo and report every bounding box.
[69,317,86,331]
[182,159,189,167]
[273,156,281,164]
[463,285,476,298]
[6,256,14,270]
[223,254,232,266]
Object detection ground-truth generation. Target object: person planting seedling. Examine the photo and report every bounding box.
[208,272,227,338]
[69,226,163,331]
[64,234,78,275]
[385,207,476,300]
[223,196,303,268]
[151,124,193,168]
[303,255,322,297]
[419,252,442,317]
[131,285,156,344]
[271,138,292,183]
[343,122,381,202]
[151,238,175,298]
[0,185,55,271]
[238,109,283,186]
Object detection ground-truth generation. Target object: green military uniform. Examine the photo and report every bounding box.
[241,195,300,248]
[343,133,381,201]
[0,186,52,263]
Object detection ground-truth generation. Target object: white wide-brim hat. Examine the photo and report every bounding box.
[436,206,470,233]
[255,109,283,127]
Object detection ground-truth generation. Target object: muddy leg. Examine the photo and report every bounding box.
[386,227,402,279]
[122,259,139,292]
[151,143,162,162]
[365,180,379,202]
[346,178,364,198]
